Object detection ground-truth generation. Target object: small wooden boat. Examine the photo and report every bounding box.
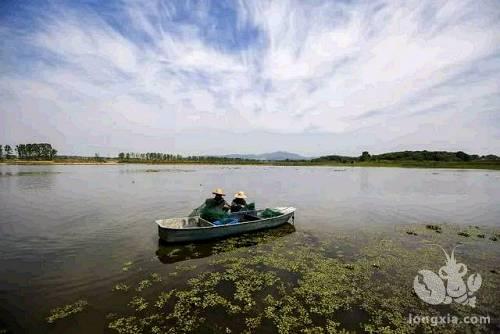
[156,207,296,243]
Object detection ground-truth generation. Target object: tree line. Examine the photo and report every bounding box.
[118,150,500,164]
[313,150,500,163]
[0,143,57,160]
[0,145,13,159]
[117,152,256,162]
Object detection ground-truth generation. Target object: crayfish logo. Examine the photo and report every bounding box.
[413,245,482,307]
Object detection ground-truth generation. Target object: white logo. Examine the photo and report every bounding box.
[413,245,482,307]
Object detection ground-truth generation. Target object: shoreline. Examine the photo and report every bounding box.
[1,160,500,170]
[1,161,118,165]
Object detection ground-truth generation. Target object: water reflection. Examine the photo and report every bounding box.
[118,168,194,174]
[15,172,58,190]
[156,223,296,264]
[0,171,60,176]
[0,169,60,191]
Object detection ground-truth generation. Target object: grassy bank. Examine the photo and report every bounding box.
[117,159,500,170]
[2,159,117,165]
[2,159,500,170]
[337,160,500,170]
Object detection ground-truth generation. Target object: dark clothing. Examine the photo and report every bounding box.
[230,198,247,213]
[204,196,229,212]
[201,196,229,222]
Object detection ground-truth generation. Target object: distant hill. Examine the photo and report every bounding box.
[222,151,308,161]
[312,150,500,162]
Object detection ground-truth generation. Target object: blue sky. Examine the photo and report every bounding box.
[1,0,500,156]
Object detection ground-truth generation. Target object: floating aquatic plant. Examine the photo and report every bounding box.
[175,264,197,272]
[150,273,162,282]
[104,225,498,333]
[154,290,174,308]
[46,299,88,324]
[122,261,133,271]
[129,296,148,312]
[136,279,152,292]
[113,283,130,292]
[108,316,142,334]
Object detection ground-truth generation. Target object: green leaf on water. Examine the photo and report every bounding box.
[112,283,130,292]
[136,280,152,292]
[46,299,88,324]
[129,296,148,312]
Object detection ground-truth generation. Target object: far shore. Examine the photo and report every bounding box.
[1,160,118,165]
[2,159,500,170]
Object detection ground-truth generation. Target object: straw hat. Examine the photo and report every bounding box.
[212,188,226,196]
[234,191,247,199]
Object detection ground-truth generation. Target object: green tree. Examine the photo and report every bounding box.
[94,153,104,162]
[40,143,49,159]
[0,145,3,159]
[18,144,26,159]
[4,145,13,159]
[360,151,371,161]
[456,151,471,161]
[25,143,33,159]
[50,148,57,160]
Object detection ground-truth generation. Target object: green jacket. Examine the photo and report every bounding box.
[204,197,229,211]
[201,197,229,222]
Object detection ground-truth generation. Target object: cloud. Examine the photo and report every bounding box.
[1,0,500,155]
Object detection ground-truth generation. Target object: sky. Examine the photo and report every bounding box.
[1,0,500,157]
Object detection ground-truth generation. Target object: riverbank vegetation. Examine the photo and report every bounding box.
[312,150,500,163]
[2,146,500,170]
[0,143,57,161]
[115,150,500,170]
[15,143,57,160]
[0,143,116,164]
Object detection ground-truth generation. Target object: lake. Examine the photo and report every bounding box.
[1,164,499,333]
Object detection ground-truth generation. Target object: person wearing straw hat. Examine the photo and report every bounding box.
[231,191,248,213]
[204,188,230,212]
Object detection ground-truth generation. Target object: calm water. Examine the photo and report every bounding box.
[0,164,499,332]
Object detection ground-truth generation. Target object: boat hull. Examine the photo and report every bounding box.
[157,208,295,243]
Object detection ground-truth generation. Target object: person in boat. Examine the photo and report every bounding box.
[231,191,248,213]
[200,188,230,222]
[204,188,230,212]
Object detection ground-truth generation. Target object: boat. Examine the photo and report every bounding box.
[156,207,296,243]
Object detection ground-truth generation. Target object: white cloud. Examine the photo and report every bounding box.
[1,0,500,155]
